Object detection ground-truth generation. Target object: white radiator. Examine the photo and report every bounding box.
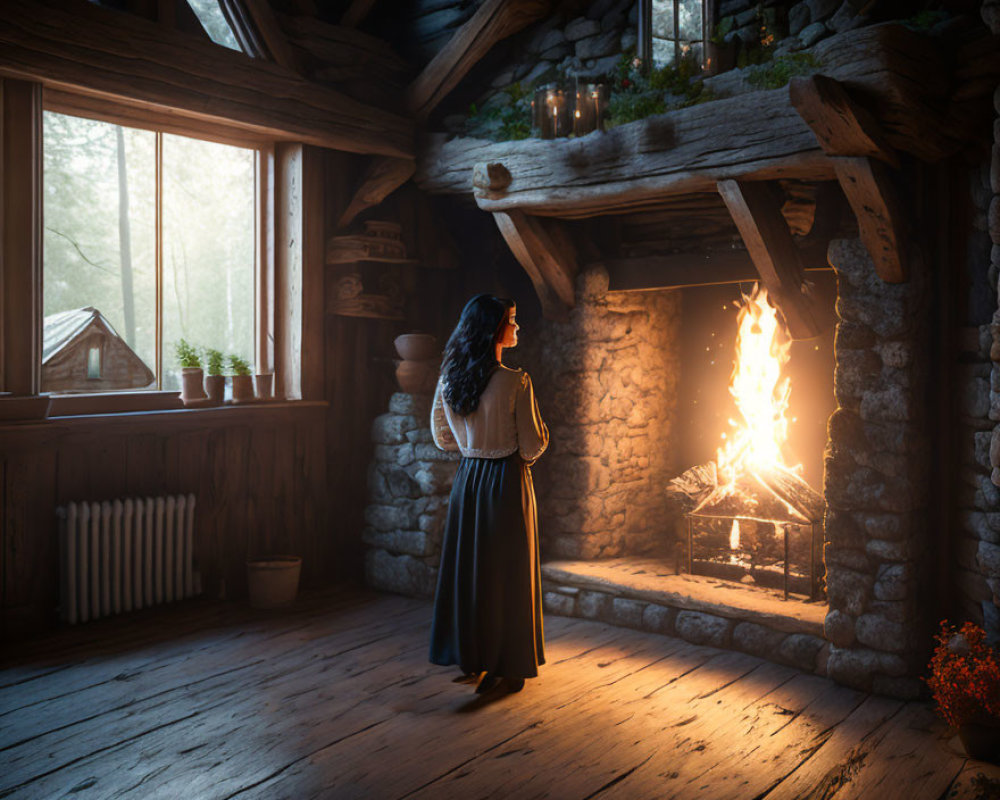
[58,494,198,624]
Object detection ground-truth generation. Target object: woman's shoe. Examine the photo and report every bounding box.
[475,672,501,694]
[453,672,481,685]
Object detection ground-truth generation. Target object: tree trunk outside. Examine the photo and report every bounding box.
[116,125,136,347]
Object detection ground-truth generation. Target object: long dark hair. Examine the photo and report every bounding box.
[442,294,514,416]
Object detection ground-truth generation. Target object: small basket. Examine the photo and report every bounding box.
[247,555,302,609]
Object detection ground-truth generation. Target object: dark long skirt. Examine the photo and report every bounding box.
[429,453,545,679]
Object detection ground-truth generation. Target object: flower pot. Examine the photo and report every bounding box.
[959,714,1000,763]
[247,556,302,609]
[204,374,225,405]
[254,373,274,401]
[396,359,438,394]
[231,374,254,404]
[393,333,438,362]
[180,368,207,406]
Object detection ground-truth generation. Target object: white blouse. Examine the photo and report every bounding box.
[431,366,549,463]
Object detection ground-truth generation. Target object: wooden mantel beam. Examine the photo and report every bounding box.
[493,211,577,320]
[406,0,550,121]
[0,0,414,159]
[717,179,824,340]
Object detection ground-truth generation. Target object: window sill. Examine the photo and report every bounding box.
[48,391,184,417]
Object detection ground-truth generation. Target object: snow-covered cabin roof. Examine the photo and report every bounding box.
[42,307,121,363]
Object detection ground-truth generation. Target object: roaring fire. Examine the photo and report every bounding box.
[716,285,795,485]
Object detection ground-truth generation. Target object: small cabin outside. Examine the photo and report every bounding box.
[42,306,154,393]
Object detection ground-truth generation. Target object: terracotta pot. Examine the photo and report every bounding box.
[232,374,254,403]
[254,373,274,401]
[393,333,438,362]
[205,374,225,405]
[395,359,438,394]
[959,714,1000,763]
[247,555,302,609]
[180,368,207,406]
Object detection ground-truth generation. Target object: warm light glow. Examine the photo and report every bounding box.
[716,284,796,490]
[729,519,740,550]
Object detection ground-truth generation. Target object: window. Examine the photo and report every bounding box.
[42,111,257,394]
[185,0,242,51]
[650,0,705,68]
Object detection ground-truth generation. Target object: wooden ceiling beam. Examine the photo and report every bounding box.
[406,0,550,121]
[717,179,824,340]
[337,156,416,231]
[493,210,577,320]
[0,0,414,159]
[232,0,307,74]
[340,0,378,28]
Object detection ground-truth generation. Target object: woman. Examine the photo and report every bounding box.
[429,294,549,694]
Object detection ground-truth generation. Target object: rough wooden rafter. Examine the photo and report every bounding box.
[717,179,824,340]
[492,210,577,320]
[789,74,909,283]
[832,156,909,283]
[0,0,413,159]
[406,0,550,121]
[233,0,306,74]
[788,74,900,167]
[337,157,416,231]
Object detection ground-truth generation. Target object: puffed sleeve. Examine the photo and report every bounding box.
[431,378,460,452]
[516,371,548,464]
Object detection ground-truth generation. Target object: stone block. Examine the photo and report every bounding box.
[825,565,872,616]
[861,513,909,542]
[383,466,421,499]
[866,538,914,562]
[565,17,600,41]
[825,546,870,572]
[871,675,922,699]
[963,377,991,419]
[375,443,414,467]
[414,442,459,462]
[856,613,908,653]
[825,646,908,691]
[406,428,434,444]
[732,622,786,659]
[979,540,1000,576]
[991,196,1000,245]
[859,385,915,423]
[544,591,576,616]
[836,322,876,350]
[361,528,432,557]
[789,1,811,35]
[873,563,909,601]
[798,21,827,47]
[985,0,1000,34]
[412,461,457,495]
[675,611,732,648]
[806,0,840,19]
[824,608,856,648]
[372,413,420,445]
[365,504,412,532]
[612,597,646,628]
[364,549,436,598]
[828,1,865,33]
[578,589,613,622]
[389,393,431,417]
[779,634,826,671]
[641,604,675,635]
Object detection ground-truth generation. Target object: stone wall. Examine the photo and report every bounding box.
[822,238,931,698]
[979,0,1000,640]
[511,266,683,560]
[363,392,458,598]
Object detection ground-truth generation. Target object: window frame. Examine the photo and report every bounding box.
[639,0,715,72]
[37,95,275,415]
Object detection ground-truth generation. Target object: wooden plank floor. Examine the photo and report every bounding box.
[2,589,999,800]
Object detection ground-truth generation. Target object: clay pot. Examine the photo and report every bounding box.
[254,373,274,401]
[232,374,254,403]
[394,333,437,362]
[959,713,1000,763]
[205,374,225,405]
[180,368,207,406]
[395,359,438,394]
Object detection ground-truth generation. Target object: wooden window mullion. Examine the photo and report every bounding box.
[155,130,163,390]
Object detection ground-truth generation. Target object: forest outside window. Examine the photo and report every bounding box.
[42,111,257,395]
[651,0,705,68]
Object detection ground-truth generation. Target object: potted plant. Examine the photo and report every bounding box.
[204,348,226,405]
[176,339,207,406]
[229,354,254,403]
[926,620,1000,763]
[254,370,274,401]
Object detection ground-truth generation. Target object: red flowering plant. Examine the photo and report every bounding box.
[925,620,1000,728]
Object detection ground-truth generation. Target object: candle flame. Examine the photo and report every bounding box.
[730,519,740,550]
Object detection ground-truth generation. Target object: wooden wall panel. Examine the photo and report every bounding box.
[0,404,328,641]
